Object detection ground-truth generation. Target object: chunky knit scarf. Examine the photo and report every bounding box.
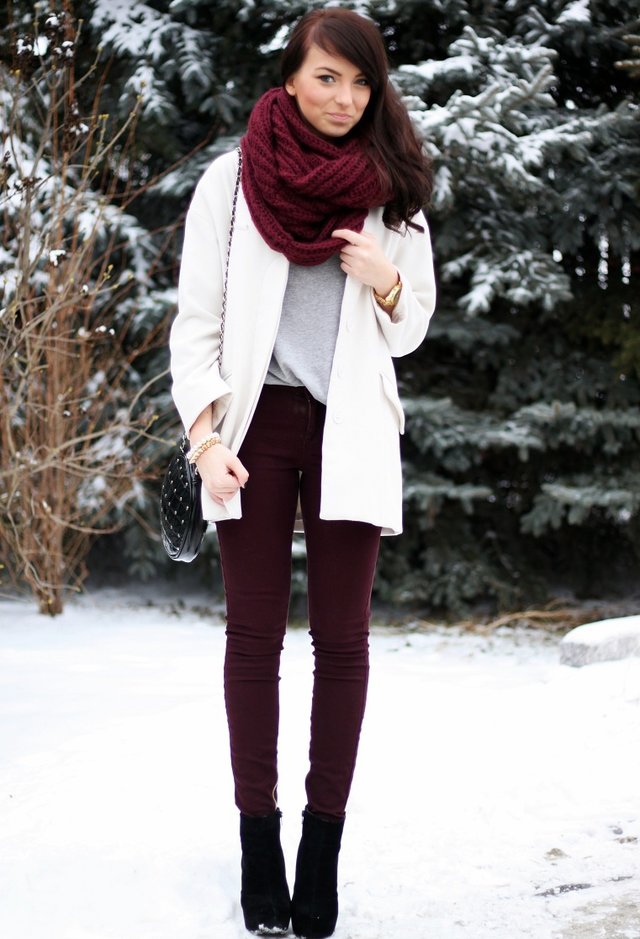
[240,87,388,266]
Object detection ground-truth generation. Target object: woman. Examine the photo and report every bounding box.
[170,8,436,937]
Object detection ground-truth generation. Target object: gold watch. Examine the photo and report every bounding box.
[373,275,402,312]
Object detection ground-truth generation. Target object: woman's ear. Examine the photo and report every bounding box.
[285,77,296,96]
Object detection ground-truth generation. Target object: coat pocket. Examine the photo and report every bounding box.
[380,371,405,434]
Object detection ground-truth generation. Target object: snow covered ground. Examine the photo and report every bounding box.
[0,589,639,939]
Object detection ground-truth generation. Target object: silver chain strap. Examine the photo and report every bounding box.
[217,146,242,370]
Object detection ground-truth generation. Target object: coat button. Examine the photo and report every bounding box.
[333,411,343,424]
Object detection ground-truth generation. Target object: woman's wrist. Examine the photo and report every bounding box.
[189,404,213,445]
[373,271,402,314]
[372,266,399,298]
[187,432,222,464]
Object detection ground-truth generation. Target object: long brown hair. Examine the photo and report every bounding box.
[280,8,433,230]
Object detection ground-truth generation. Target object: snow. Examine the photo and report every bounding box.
[0,590,639,939]
[259,24,290,56]
[561,615,640,666]
[49,249,67,266]
[399,55,476,84]
[557,0,591,25]
[91,0,166,57]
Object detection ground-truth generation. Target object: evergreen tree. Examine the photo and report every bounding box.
[372,0,640,611]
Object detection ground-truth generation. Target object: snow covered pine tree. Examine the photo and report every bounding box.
[372,0,640,612]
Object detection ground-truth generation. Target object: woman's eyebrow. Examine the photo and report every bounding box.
[313,65,366,78]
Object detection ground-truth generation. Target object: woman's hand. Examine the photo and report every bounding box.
[332,228,398,297]
[195,443,249,507]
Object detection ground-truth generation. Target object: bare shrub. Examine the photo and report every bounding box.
[1,6,175,613]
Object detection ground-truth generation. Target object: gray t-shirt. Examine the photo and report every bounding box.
[264,254,346,405]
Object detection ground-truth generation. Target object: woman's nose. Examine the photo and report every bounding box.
[334,83,353,107]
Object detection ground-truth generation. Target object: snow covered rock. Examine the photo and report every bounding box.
[560,615,640,667]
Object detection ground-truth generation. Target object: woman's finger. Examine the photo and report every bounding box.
[332,228,373,245]
[227,453,249,487]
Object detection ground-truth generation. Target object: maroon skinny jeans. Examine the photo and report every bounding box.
[216,385,381,819]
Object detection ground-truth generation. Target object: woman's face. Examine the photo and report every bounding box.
[284,43,372,139]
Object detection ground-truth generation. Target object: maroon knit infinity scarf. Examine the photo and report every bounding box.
[240,87,388,266]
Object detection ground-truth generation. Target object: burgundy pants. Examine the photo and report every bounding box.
[216,385,381,819]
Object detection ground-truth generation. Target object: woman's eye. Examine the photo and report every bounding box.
[355,78,369,86]
[318,74,335,83]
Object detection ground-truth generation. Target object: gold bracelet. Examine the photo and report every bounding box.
[373,275,402,312]
[187,432,221,464]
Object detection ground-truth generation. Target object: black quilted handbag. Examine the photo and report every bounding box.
[159,147,242,562]
[160,434,208,562]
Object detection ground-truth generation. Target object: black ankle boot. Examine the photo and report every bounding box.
[239,809,291,935]
[291,807,345,939]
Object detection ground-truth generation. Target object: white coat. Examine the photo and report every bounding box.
[170,149,436,535]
